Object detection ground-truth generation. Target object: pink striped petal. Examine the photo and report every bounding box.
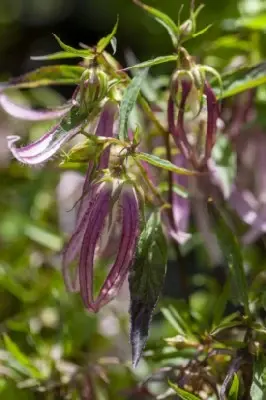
[96,100,118,169]
[172,154,190,234]
[94,187,139,310]
[62,183,105,292]
[205,83,219,158]
[79,185,112,311]
[7,122,81,165]
[0,94,71,121]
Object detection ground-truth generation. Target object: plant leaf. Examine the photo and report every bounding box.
[96,18,119,54]
[31,51,86,61]
[169,381,201,400]
[237,13,266,31]
[212,62,266,99]
[118,68,148,141]
[250,355,266,400]
[123,55,177,71]
[133,0,179,47]
[3,335,43,379]
[129,212,168,367]
[228,373,240,400]
[53,35,93,57]
[1,65,85,90]
[209,204,250,317]
[135,152,196,176]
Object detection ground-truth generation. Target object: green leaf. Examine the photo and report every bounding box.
[3,335,42,379]
[161,303,195,337]
[213,62,266,99]
[129,212,168,367]
[209,205,250,317]
[192,24,212,38]
[237,13,266,31]
[2,65,85,90]
[123,55,177,71]
[31,51,86,61]
[169,381,201,400]
[96,18,119,54]
[24,224,63,251]
[158,181,189,198]
[135,152,196,176]
[53,35,93,57]
[211,134,236,198]
[118,68,148,141]
[228,373,240,400]
[250,355,266,400]
[133,0,179,47]
[212,280,230,327]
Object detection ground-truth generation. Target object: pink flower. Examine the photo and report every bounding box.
[63,181,140,312]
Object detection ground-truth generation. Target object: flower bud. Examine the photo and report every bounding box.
[180,19,193,37]
[79,69,109,111]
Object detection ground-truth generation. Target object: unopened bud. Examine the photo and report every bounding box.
[180,19,193,37]
[84,69,109,105]
[65,138,103,163]
[78,69,109,111]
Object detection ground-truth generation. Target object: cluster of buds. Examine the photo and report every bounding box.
[168,51,220,171]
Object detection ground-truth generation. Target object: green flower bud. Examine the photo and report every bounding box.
[180,19,193,37]
[79,68,109,111]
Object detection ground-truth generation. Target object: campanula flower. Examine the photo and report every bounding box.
[63,180,140,312]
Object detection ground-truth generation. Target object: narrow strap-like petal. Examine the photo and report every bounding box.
[172,154,190,233]
[96,100,118,169]
[78,186,112,311]
[62,183,104,292]
[205,83,219,159]
[7,123,81,165]
[0,94,71,121]
[94,188,139,310]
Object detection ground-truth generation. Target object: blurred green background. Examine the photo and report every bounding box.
[0,0,266,398]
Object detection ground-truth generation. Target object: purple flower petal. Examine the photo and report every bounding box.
[95,187,139,310]
[78,184,113,311]
[62,183,104,292]
[229,189,258,225]
[96,100,118,169]
[0,94,71,121]
[205,83,219,158]
[172,154,190,234]
[177,80,192,148]
[7,122,81,165]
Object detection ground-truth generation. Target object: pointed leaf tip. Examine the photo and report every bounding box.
[118,67,148,142]
[96,17,119,54]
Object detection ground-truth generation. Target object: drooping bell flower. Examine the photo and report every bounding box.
[63,180,140,312]
[169,71,219,170]
[5,67,111,165]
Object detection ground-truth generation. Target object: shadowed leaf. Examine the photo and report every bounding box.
[129,212,167,367]
[209,204,250,317]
